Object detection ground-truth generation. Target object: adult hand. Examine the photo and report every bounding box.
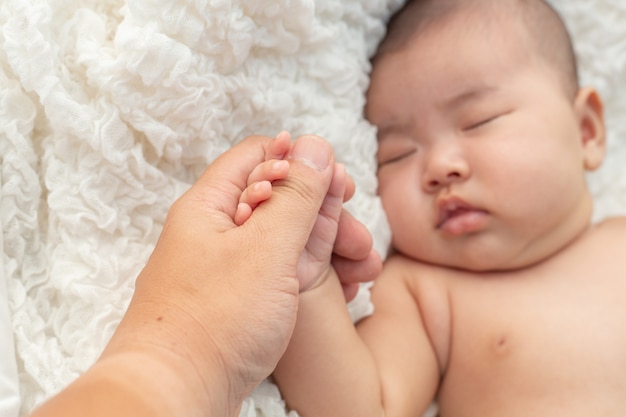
[285,135,381,300]
[233,131,381,301]
[30,134,376,417]
[290,141,382,300]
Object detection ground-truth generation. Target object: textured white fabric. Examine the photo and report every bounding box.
[0,0,398,415]
[0,1,625,417]
[0,262,20,417]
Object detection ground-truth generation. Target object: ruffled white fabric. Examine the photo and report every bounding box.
[0,0,399,415]
[0,1,625,417]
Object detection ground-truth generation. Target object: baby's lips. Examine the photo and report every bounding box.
[436,196,488,235]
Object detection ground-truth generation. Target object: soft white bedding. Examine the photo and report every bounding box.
[0,1,624,416]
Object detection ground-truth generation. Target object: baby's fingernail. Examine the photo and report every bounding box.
[289,136,331,171]
[275,131,291,141]
[272,160,289,171]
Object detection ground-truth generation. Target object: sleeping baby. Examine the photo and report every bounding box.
[238,0,626,416]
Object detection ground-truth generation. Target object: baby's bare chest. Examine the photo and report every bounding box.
[437,259,626,416]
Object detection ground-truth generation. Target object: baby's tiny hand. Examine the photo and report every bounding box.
[234,131,291,226]
[234,159,290,225]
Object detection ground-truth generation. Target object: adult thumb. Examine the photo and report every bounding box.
[243,135,336,257]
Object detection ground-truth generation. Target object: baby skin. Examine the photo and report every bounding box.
[254,2,626,417]
[233,131,292,227]
[242,134,626,417]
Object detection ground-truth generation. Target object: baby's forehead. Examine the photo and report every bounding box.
[436,8,526,46]
[385,2,526,51]
[374,5,534,81]
[376,0,577,98]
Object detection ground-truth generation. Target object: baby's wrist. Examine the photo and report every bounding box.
[299,265,341,299]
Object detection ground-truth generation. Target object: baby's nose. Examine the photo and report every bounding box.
[422,147,470,192]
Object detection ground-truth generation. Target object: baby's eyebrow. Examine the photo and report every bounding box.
[441,84,500,110]
[376,123,413,141]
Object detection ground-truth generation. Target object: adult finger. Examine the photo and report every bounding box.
[185,135,276,226]
[333,209,374,261]
[239,135,336,261]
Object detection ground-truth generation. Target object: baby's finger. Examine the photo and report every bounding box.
[234,203,253,226]
[247,159,290,186]
[334,209,373,260]
[266,131,291,161]
[239,180,273,209]
[344,172,356,202]
[333,250,382,288]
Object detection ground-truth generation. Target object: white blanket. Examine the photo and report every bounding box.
[1,1,624,416]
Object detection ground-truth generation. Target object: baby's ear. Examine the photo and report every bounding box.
[575,87,605,171]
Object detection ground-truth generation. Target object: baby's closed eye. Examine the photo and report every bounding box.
[377,136,418,167]
[460,108,514,132]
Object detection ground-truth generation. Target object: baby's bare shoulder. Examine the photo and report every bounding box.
[594,215,626,234]
[586,216,626,253]
[384,253,457,277]
[381,255,463,299]
[381,254,455,371]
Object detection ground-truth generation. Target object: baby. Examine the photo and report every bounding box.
[238,0,626,416]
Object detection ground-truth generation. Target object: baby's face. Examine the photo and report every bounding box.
[366,16,600,271]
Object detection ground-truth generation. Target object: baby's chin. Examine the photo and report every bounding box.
[397,220,594,273]
[406,245,557,273]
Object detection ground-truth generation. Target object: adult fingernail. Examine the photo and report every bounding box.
[289,136,332,171]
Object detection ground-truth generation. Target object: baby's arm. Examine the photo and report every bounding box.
[273,258,441,417]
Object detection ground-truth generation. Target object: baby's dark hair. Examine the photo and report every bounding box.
[375,0,579,98]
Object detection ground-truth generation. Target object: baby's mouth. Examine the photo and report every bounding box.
[437,198,489,236]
